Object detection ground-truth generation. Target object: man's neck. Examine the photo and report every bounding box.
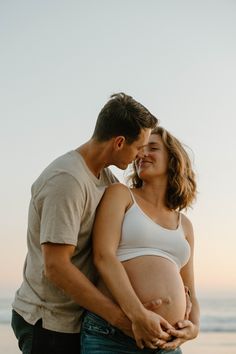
[75,139,112,177]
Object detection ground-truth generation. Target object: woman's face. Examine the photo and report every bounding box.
[135,133,169,180]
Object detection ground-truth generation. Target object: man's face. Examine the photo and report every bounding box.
[114,128,151,170]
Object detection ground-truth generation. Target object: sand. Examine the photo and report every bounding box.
[182,332,236,354]
[0,324,21,354]
[1,324,236,354]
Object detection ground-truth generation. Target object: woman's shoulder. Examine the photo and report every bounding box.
[106,182,130,194]
[180,213,194,239]
[180,213,192,226]
[104,183,133,204]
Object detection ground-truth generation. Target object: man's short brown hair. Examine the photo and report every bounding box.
[92,93,158,144]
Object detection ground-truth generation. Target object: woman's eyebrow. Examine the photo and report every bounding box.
[148,142,160,147]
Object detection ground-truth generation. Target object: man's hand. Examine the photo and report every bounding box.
[158,320,199,350]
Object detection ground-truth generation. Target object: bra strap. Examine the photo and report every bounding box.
[177,212,182,228]
[127,188,136,204]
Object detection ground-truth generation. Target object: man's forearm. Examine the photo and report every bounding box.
[45,257,131,331]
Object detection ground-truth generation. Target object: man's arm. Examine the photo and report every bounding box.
[39,173,130,331]
[42,243,132,333]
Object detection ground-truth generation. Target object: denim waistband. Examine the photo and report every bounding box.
[81,311,182,354]
[82,311,118,336]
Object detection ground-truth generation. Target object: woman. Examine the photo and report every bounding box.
[81,127,200,353]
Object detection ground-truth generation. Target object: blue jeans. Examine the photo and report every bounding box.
[11,310,81,354]
[81,312,182,354]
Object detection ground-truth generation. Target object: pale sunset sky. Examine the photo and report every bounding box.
[1,0,236,298]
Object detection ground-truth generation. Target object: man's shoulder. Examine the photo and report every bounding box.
[33,151,118,195]
[40,150,89,181]
[31,151,85,194]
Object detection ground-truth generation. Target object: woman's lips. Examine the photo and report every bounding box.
[138,160,152,168]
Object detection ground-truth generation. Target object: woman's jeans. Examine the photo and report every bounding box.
[81,311,182,354]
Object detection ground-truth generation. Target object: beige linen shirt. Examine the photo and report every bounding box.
[12,150,117,333]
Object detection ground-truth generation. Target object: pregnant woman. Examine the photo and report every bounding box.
[81,127,200,353]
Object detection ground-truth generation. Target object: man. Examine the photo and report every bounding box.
[11,93,158,354]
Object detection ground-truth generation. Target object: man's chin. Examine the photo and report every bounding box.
[116,162,129,170]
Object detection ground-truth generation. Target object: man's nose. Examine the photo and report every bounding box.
[137,147,147,159]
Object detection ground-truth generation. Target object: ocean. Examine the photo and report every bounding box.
[1,296,236,354]
[1,296,236,332]
[200,297,236,333]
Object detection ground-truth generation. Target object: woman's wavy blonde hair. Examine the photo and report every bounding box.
[127,126,197,211]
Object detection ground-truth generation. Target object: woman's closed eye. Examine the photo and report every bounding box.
[150,147,160,151]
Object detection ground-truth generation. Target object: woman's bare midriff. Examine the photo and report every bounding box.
[97,256,186,326]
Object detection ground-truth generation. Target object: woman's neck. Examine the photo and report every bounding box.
[136,180,167,209]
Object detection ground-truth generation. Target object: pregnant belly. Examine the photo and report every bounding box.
[97,255,186,326]
[123,256,186,326]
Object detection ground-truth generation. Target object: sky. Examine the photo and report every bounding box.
[1,0,236,298]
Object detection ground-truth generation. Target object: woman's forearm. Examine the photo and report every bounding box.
[189,297,200,331]
[94,252,145,321]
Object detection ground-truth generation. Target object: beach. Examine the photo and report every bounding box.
[1,296,236,353]
[0,324,21,354]
[182,332,236,354]
[1,323,236,354]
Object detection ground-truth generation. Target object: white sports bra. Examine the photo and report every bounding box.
[116,189,191,269]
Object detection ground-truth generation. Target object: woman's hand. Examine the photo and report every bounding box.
[131,309,173,349]
[113,298,164,339]
[184,286,192,319]
[158,320,199,350]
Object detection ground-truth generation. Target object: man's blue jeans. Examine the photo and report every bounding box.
[81,311,182,354]
[11,310,81,354]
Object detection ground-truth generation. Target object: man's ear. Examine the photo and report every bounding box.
[113,136,126,151]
